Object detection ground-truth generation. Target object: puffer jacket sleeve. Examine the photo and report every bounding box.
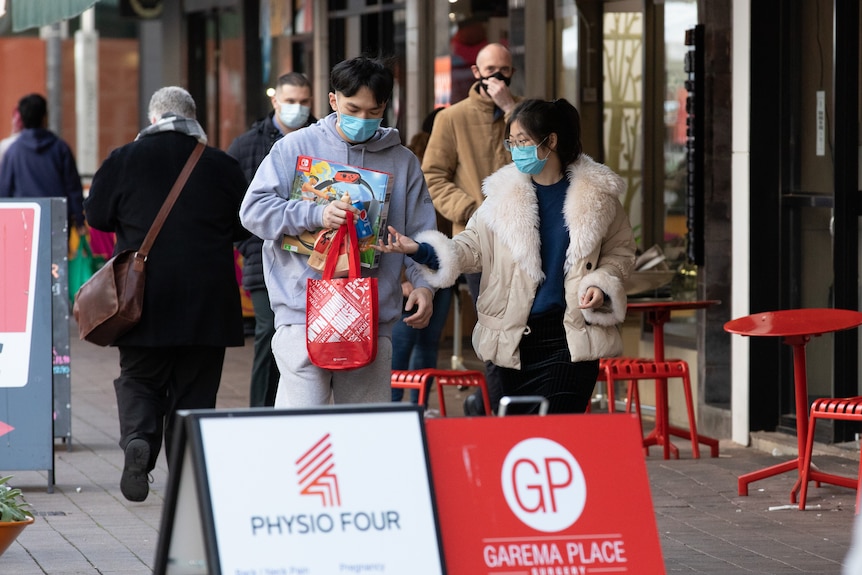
[578,201,636,326]
[414,218,484,289]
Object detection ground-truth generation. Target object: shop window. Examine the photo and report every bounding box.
[602,9,644,245]
[553,0,579,105]
[603,1,698,341]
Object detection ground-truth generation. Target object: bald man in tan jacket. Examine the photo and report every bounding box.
[423,43,521,236]
[421,43,521,415]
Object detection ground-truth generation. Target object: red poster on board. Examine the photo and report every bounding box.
[0,203,40,388]
[425,413,665,575]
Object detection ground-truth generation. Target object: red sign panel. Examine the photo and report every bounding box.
[0,203,40,388]
[0,205,37,332]
[426,413,665,574]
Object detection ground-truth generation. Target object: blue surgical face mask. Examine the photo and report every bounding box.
[510,140,550,175]
[278,102,310,129]
[337,111,382,142]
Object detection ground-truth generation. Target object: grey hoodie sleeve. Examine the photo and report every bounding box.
[239,138,325,241]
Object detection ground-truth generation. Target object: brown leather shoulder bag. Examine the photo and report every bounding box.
[73,142,204,346]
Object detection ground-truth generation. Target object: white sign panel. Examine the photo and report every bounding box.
[816,90,825,157]
[161,406,445,575]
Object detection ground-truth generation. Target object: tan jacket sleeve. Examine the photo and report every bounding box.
[597,201,637,282]
[421,113,480,226]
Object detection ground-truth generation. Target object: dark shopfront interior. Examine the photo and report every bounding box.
[748,1,860,442]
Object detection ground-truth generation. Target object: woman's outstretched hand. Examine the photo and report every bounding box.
[371,226,419,254]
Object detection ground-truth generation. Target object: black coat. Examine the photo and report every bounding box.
[85,131,249,347]
[228,111,315,292]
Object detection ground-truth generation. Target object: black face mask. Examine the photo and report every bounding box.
[479,71,512,92]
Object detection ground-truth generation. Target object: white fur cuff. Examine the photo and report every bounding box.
[579,269,627,325]
[414,229,462,289]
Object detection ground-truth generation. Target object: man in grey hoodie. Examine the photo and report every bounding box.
[239,56,437,407]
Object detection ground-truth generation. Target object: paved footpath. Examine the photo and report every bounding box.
[1,330,860,574]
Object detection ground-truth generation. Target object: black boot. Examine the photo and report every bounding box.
[463,390,487,416]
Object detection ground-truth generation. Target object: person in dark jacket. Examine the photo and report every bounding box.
[84,86,249,502]
[0,93,86,235]
[228,72,316,407]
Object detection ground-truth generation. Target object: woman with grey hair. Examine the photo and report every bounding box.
[84,86,249,502]
[147,86,196,121]
[139,86,207,143]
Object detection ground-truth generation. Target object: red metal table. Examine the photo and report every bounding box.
[626,299,721,459]
[724,308,862,502]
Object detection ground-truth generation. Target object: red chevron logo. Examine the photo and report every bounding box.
[296,433,341,507]
[0,421,14,438]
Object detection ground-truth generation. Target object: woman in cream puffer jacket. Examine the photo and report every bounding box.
[376,99,636,413]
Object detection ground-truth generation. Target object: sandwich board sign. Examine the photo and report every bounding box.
[425,413,666,574]
[154,404,445,575]
[0,199,54,485]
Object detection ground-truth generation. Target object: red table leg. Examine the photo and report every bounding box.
[644,310,672,459]
[738,336,810,498]
[789,337,810,486]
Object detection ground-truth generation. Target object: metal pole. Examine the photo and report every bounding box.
[44,22,62,135]
[75,8,99,178]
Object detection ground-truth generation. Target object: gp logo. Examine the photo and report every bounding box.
[500,437,587,532]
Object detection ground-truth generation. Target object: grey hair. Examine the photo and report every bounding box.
[148,86,196,120]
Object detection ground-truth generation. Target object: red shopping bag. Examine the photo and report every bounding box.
[306,212,378,370]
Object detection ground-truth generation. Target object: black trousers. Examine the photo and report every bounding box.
[249,288,279,407]
[498,312,599,415]
[115,345,225,470]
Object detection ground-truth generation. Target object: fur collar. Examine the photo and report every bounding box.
[479,155,626,282]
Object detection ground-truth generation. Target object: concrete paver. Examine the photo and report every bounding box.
[1,328,859,573]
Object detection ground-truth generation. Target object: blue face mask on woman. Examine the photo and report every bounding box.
[510,138,550,175]
[338,112,382,142]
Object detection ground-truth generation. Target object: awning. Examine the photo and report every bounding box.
[11,0,99,32]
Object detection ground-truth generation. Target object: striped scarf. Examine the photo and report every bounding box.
[136,113,208,145]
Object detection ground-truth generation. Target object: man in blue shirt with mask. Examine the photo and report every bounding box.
[239,56,438,408]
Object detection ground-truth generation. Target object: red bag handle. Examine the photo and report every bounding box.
[322,211,361,280]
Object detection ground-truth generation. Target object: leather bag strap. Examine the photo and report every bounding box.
[134,141,205,265]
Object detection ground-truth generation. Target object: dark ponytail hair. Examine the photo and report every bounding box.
[506,98,583,166]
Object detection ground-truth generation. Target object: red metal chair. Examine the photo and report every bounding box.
[390,370,432,406]
[592,357,648,414]
[589,359,617,413]
[603,359,719,458]
[390,369,492,416]
[430,369,492,417]
[798,397,862,511]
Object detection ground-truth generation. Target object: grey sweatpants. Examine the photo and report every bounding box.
[272,324,393,407]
